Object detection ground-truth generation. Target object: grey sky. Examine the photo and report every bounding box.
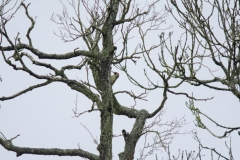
[0,0,239,159]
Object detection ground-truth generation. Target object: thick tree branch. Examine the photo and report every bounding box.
[118,109,149,160]
[0,44,97,59]
[113,94,144,118]
[0,137,99,160]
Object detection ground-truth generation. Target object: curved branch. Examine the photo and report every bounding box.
[199,111,240,139]
[0,44,97,59]
[167,89,214,101]
[148,74,168,118]
[0,81,52,101]
[112,95,141,118]
[21,2,35,47]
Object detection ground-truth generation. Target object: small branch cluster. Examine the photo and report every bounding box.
[138,108,188,159]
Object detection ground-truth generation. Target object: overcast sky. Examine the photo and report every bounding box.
[0,0,239,160]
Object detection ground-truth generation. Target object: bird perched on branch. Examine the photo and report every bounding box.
[122,129,129,141]
[110,72,119,86]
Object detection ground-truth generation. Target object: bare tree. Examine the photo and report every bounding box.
[0,1,187,160]
[152,0,240,159]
